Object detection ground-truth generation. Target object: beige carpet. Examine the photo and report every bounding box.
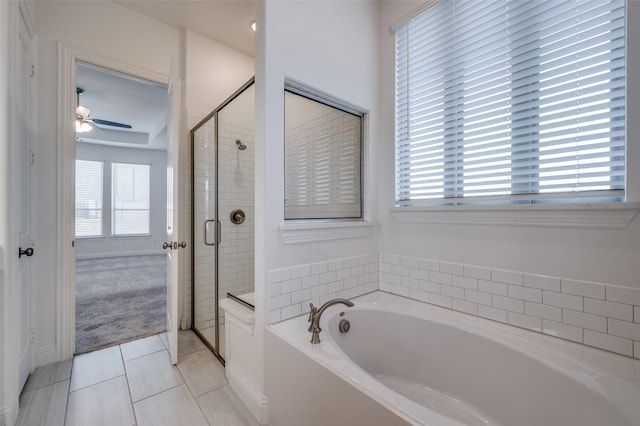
[75,255,167,354]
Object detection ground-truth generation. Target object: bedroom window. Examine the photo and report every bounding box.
[75,159,104,237]
[395,0,626,206]
[112,162,150,235]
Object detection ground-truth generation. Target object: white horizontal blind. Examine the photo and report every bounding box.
[75,160,103,237]
[395,0,626,204]
[112,163,150,235]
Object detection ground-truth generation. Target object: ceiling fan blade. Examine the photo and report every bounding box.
[91,118,132,129]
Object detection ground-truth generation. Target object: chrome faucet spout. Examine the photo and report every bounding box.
[308,298,354,344]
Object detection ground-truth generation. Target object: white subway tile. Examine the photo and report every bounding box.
[311,284,329,298]
[337,289,352,299]
[291,289,311,304]
[478,280,508,296]
[419,259,439,272]
[420,281,441,294]
[291,264,311,279]
[336,268,351,280]
[584,298,633,322]
[463,265,491,280]
[280,278,302,294]
[440,262,464,276]
[442,285,464,300]
[453,299,478,316]
[561,279,605,299]
[543,291,583,311]
[391,285,410,297]
[493,295,524,313]
[351,265,364,277]
[525,302,562,322]
[430,271,452,285]
[269,282,281,297]
[524,274,560,292]
[319,294,335,305]
[606,285,640,306]
[364,263,378,274]
[608,318,640,341]
[269,268,292,284]
[542,320,583,343]
[281,303,301,320]
[401,256,420,268]
[392,264,410,277]
[382,272,401,285]
[635,341,640,360]
[328,259,344,271]
[343,257,358,268]
[383,253,400,265]
[310,262,328,275]
[270,293,291,310]
[269,309,281,324]
[401,276,420,289]
[452,275,478,291]
[492,269,523,285]
[363,282,378,293]
[563,309,607,333]
[379,262,393,273]
[430,294,452,308]
[584,330,633,357]
[344,277,358,290]
[508,285,542,303]
[410,268,429,281]
[328,281,344,294]
[478,305,508,323]
[409,288,430,303]
[320,271,337,285]
[465,289,492,306]
[379,281,392,292]
[301,274,320,289]
[635,306,640,324]
[508,312,542,331]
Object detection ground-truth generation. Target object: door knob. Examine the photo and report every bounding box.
[19,247,34,258]
[162,242,172,250]
[177,241,187,248]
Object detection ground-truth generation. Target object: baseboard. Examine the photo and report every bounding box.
[226,363,269,424]
[0,400,18,426]
[35,345,58,368]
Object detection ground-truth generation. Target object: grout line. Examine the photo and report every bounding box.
[119,344,138,426]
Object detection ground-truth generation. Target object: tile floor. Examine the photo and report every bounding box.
[16,331,261,426]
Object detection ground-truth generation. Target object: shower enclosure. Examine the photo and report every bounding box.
[191,79,255,362]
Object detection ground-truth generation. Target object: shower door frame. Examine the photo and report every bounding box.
[190,77,255,364]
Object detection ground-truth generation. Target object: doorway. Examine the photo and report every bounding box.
[73,62,169,354]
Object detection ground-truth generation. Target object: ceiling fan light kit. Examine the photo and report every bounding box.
[75,87,132,133]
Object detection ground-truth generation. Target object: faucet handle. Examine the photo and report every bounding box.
[308,303,316,322]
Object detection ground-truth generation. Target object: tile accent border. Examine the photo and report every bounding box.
[268,254,378,323]
[379,253,640,360]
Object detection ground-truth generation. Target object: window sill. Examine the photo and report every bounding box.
[390,203,640,229]
[280,221,376,244]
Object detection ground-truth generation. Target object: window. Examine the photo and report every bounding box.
[112,163,150,235]
[284,83,363,219]
[395,0,626,205]
[75,160,104,237]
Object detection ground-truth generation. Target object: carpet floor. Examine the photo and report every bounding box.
[75,255,167,354]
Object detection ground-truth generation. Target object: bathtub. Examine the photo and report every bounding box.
[268,292,640,426]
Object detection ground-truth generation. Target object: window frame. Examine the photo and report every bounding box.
[111,161,151,236]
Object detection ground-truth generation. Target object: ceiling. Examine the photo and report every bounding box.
[76,1,255,151]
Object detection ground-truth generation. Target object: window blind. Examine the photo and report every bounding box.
[75,160,103,237]
[395,0,626,205]
[112,163,150,235]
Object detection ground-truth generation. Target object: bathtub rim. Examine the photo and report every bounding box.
[269,291,640,426]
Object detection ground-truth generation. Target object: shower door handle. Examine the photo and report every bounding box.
[216,220,222,245]
[204,219,216,246]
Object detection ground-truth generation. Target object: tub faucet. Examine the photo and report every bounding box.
[307,299,354,344]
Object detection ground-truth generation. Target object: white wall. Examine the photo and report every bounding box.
[74,143,167,259]
[376,1,640,289]
[257,0,379,420]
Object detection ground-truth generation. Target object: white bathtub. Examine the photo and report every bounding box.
[269,292,640,426]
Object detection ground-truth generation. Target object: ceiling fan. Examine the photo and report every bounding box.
[76,88,132,133]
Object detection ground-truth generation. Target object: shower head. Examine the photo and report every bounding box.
[236,140,247,150]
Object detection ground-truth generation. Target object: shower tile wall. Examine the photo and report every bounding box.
[217,118,255,307]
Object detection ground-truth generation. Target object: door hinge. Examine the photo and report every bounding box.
[30,329,36,343]
[30,63,36,78]
[30,150,35,166]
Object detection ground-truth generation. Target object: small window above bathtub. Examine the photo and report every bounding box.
[284,82,363,220]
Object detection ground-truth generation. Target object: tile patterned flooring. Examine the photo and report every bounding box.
[16,331,260,426]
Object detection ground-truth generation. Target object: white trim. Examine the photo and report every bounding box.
[226,363,269,424]
[34,345,57,368]
[390,203,640,229]
[388,0,440,33]
[221,299,255,335]
[280,221,376,244]
[56,44,170,360]
[75,250,165,260]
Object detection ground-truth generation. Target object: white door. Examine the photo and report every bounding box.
[164,52,182,365]
[17,8,34,391]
